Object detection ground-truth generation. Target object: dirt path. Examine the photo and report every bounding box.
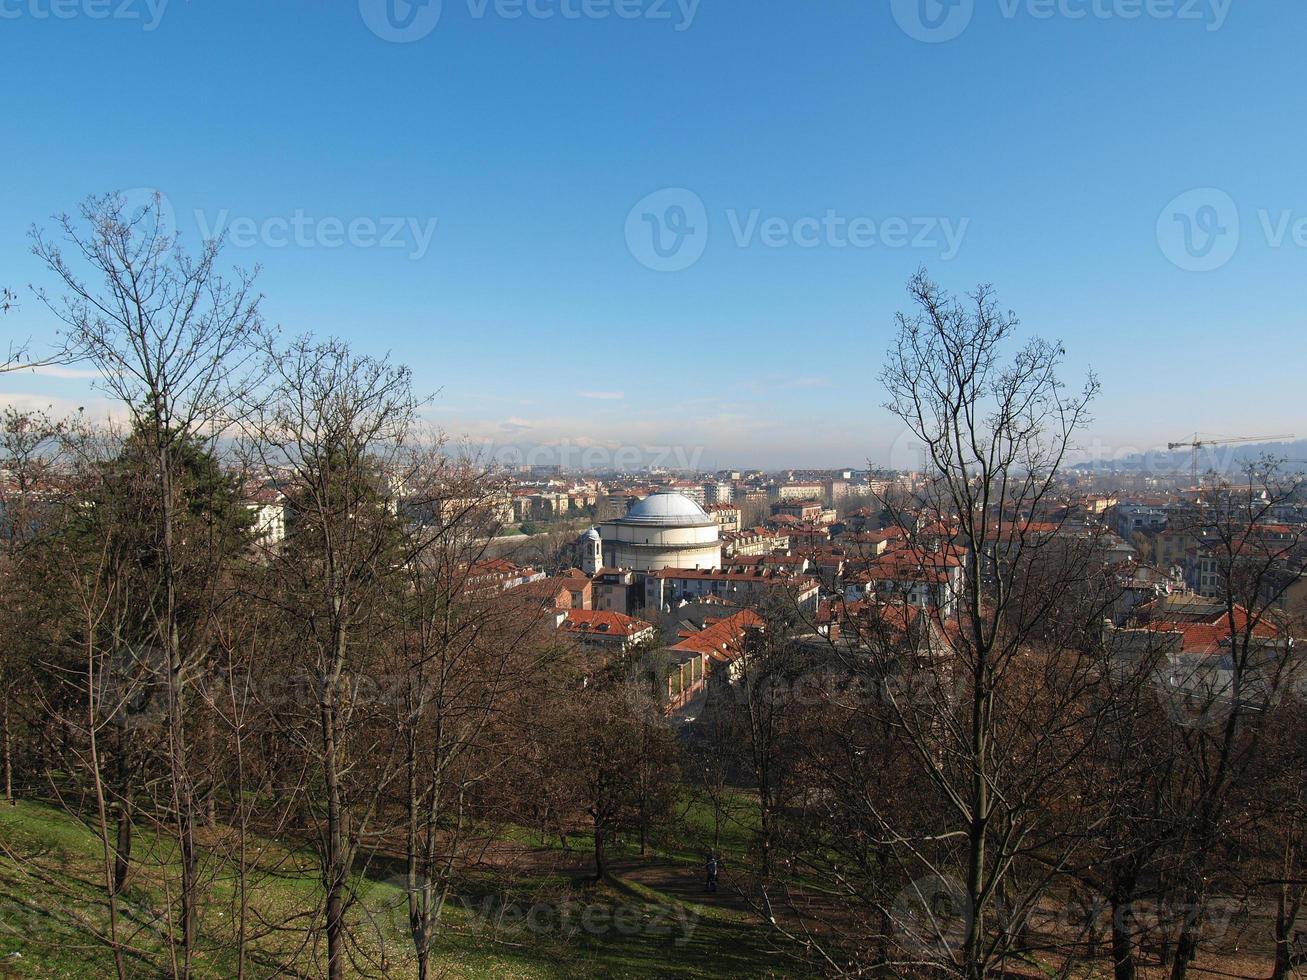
[614,860,754,916]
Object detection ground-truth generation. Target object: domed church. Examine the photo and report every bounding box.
[584,490,722,574]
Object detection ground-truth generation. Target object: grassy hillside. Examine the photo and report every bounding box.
[0,800,795,979]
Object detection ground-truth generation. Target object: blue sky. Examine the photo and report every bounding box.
[1,0,1304,469]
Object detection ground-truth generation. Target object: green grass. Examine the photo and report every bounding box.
[501,789,761,864]
[671,789,761,862]
[0,800,798,978]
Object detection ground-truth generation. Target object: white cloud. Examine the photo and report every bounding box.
[17,364,103,380]
[0,392,123,423]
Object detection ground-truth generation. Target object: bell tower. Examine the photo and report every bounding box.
[581,527,602,575]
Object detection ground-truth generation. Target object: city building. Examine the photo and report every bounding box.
[244,486,286,547]
[722,526,787,558]
[644,566,820,612]
[595,490,722,573]
[508,575,592,610]
[558,609,656,652]
[775,482,824,502]
[663,608,765,700]
[464,558,546,593]
[706,503,741,534]
[591,567,639,614]
[703,481,735,505]
[1111,503,1170,538]
[772,499,823,522]
[843,546,965,617]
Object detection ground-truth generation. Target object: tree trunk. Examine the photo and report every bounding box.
[322,692,346,980]
[593,816,607,881]
[1169,887,1200,980]
[2,700,13,804]
[169,651,198,980]
[86,632,129,980]
[1271,883,1301,980]
[1169,937,1194,979]
[406,724,434,980]
[111,735,133,894]
[1110,897,1137,980]
[159,446,198,980]
[113,794,133,895]
[757,797,773,880]
[877,842,892,964]
[961,668,990,979]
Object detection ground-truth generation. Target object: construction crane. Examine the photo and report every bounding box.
[1167,433,1295,485]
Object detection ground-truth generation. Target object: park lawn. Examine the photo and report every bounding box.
[0,801,792,979]
[498,787,762,868]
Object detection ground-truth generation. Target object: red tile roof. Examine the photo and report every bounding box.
[668,609,764,663]
[847,546,964,585]
[560,609,653,638]
[1139,604,1279,652]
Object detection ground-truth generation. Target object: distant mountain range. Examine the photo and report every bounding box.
[1070,439,1307,474]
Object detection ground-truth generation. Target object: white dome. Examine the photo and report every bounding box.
[618,491,715,527]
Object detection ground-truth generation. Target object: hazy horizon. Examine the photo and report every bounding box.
[4,1,1305,466]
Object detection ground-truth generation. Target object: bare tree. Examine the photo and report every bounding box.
[566,678,678,882]
[1068,626,1185,980]
[31,191,262,978]
[237,335,416,980]
[1160,461,1305,979]
[0,406,66,803]
[874,270,1099,978]
[384,448,544,980]
[26,421,146,980]
[1260,693,1307,980]
[0,285,69,373]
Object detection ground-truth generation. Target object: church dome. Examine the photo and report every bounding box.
[597,490,722,574]
[618,491,715,527]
